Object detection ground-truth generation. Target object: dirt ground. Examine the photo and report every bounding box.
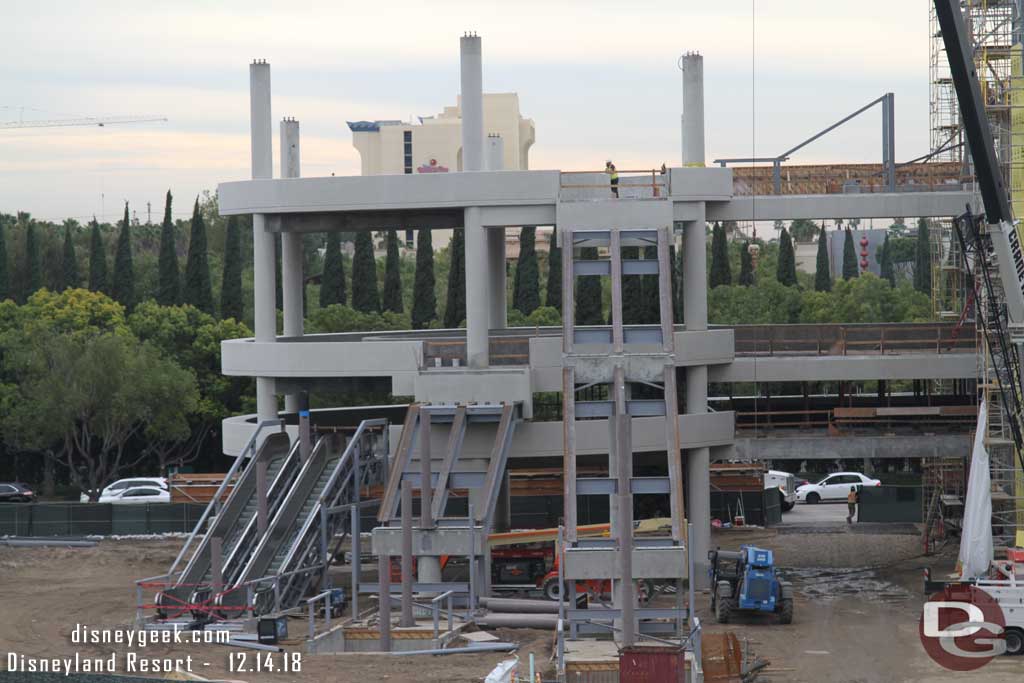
[0,539,524,683]
[1,525,1022,683]
[704,521,1023,683]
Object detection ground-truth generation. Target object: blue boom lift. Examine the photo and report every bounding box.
[709,545,793,624]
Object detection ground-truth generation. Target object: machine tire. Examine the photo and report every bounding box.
[542,576,563,602]
[781,500,795,512]
[1005,628,1024,656]
[778,597,794,624]
[805,492,821,505]
[715,596,734,624]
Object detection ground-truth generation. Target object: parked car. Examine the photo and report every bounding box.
[764,470,797,512]
[80,477,168,502]
[796,472,881,504]
[101,486,170,504]
[0,482,35,503]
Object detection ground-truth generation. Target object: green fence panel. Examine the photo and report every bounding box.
[70,503,113,535]
[0,505,32,536]
[111,505,149,535]
[30,504,73,536]
[858,486,922,523]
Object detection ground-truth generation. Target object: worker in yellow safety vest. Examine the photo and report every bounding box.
[605,160,619,198]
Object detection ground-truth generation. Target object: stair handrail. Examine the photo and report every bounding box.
[166,418,283,579]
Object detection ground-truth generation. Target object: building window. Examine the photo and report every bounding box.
[403,130,413,174]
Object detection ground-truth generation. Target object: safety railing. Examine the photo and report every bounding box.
[379,589,468,639]
[731,322,975,356]
[729,162,965,196]
[734,404,977,436]
[559,169,669,201]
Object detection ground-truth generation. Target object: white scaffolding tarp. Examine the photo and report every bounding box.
[959,400,993,580]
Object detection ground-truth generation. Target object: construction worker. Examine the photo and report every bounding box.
[605,160,619,198]
[846,486,858,524]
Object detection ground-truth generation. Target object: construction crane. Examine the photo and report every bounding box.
[0,115,167,130]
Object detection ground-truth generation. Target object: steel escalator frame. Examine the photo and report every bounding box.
[271,418,388,612]
[155,430,291,618]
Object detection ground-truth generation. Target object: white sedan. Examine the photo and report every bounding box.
[100,486,170,504]
[796,472,881,504]
[81,477,167,502]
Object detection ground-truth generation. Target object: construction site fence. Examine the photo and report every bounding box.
[0,502,206,537]
[857,486,923,523]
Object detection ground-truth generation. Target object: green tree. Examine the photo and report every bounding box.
[24,219,42,300]
[842,228,859,280]
[546,228,562,311]
[350,231,380,313]
[319,232,346,307]
[776,227,798,286]
[183,198,214,315]
[709,222,732,288]
[513,227,541,315]
[738,241,754,286]
[640,244,660,323]
[0,220,7,301]
[60,223,80,291]
[619,246,643,323]
[88,217,107,294]
[220,216,244,321]
[3,331,198,500]
[112,203,135,310]
[789,218,819,243]
[814,226,832,292]
[382,229,403,313]
[575,246,604,325]
[444,228,466,328]
[674,242,685,322]
[880,233,895,287]
[157,190,180,306]
[411,228,436,329]
[914,218,932,296]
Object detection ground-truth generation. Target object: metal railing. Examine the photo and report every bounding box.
[731,322,975,356]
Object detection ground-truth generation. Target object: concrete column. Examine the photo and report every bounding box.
[486,133,504,172]
[485,133,506,330]
[461,35,489,367]
[686,375,711,589]
[681,52,705,167]
[683,202,710,586]
[464,207,490,367]
[487,229,506,329]
[250,60,277,421]
[280,118,304,413]
[460,34,484,173]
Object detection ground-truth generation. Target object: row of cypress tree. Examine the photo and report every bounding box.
[709,220,934,295]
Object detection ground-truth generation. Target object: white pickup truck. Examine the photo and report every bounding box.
[764,470,797,512]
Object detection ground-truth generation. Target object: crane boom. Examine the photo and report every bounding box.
[0,115,167,130]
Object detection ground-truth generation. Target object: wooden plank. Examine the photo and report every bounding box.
[663,365,684,542]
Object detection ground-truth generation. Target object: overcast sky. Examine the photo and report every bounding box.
[1,1,930,222]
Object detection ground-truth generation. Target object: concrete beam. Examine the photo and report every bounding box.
[706,191,976,222]
[711,353,977,382]
[733,433,970,461]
